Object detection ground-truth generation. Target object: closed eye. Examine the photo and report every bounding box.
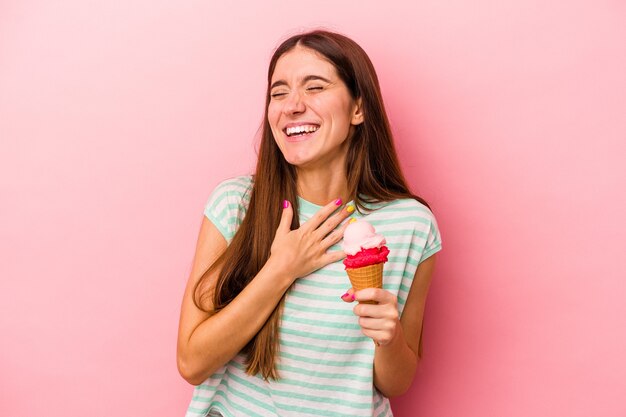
[306,86,323,92]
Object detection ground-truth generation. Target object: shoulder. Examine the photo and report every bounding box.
[367,197,437,226]
[366,197,442,262]
[203,175,254,242]
[211,175,254,198]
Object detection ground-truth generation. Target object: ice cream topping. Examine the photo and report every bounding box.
[343,247,390,269]
[342,220,386,255]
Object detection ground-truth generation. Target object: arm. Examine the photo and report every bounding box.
[177,200,352,385]
[350,255,437,397]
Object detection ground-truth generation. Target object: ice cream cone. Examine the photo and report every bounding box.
[346,262,383,304]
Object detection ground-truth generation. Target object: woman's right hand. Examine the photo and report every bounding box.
[269,198,353,281]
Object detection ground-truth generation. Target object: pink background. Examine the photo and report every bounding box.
[1,1,625,416]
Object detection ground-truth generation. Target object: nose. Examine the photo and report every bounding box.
[283,90,306,115]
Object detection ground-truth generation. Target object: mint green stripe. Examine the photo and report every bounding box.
[280,338,372,355]
[369,216,430,226]
[193,373,226,390]
[272,384,372,409]
[387,242,416,249]
[220,180,252,193]
[271,389,372,409]
[208,192,229,214]
[215,205,232,223]
[192,387,216,400]
[275,402,368,417]
[384,229,428,238]
[284,301,354,315]
[281,326,368,343]
[206,401,233,417]
[186,405,210,415]
[226,371,272,399]
[222,202,248,211]
[388,255,418,266]
[277,364,372,382]
[226,216,244,226]
[281,314,360,330]
[277,375,373,396]
[301,268,348,277]
[280,351,371,368]
[382,269,414,278]
[296,279,348,289]
[212,389,266,417]
[373,396,383,409]
[289,289,347,302]
[420,243,442,263]
[373,203,429,213]
[376,401,391,417]
[219,374,276,415]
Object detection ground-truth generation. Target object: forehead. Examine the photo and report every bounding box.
[271,46,338,83]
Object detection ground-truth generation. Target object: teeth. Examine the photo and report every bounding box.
[286,125,319,136]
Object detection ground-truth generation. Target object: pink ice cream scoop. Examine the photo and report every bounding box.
[342,220,389,269]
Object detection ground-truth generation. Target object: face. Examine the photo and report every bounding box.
[268,46,363,170]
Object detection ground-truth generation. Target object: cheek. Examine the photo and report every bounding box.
[267,103,280,126]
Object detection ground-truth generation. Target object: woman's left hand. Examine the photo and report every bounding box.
[341,288,399,347]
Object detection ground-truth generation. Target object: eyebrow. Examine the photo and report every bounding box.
[270,75,332,90]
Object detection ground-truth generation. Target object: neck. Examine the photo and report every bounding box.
[296,164,349,206]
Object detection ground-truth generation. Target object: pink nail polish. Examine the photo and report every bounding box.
[340,292,349,299]
[351,294,356,301]
[283,200,289,208]
[335,198,342,206]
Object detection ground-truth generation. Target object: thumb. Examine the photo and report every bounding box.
[277,199,293,235]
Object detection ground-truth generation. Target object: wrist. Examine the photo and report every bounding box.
[264,256,296,288]
[377,319,404,349]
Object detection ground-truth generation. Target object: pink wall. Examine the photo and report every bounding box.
[1,1,625,416]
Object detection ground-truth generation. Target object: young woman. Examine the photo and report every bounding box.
[177,30,442,417]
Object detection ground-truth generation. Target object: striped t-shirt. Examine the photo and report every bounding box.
[185,176,442,417]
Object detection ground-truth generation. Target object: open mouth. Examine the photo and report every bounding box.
[284,124,320,138]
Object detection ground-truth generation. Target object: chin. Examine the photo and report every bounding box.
[282,152,313,167]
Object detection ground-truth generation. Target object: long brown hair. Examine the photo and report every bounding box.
[194,30,428,380]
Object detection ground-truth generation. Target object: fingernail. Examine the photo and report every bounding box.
[346,205,355,213]
[334,198,342,206]
[340,292,349,299]
[351,294,356,301]
[283,200,289,208]
[349,218,357,224]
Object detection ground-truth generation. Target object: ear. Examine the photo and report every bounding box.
[350,97,364,126]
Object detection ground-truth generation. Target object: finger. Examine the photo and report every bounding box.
[320,249,345,266]
[314,204,354,240]
[277,199,293,235]
[300,198,343,232]
[340,287,355,303]
[358,316,386,330]
[353,288,379,304]
[359,328,386,343]
[353,302,378,318]
[320,219,350,250]
[354,288,394,305]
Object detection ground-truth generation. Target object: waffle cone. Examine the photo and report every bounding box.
[346,263,384,304]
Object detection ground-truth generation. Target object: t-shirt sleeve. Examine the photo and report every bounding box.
[203,176,252,243]
[418,208,442,264]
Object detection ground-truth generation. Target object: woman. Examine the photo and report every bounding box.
[178,30,441,417]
